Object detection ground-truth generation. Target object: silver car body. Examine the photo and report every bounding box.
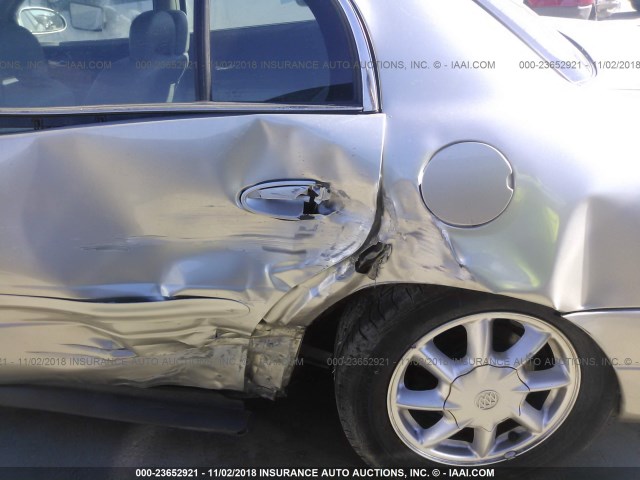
[0,0,639,420]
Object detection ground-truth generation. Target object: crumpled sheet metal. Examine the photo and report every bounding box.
[275,0,640,416]
[273,0,640,379]
[352,0,640,313]
[0,114,383,307]
[264,258,363,327]
[0,295,252,390]
[4,0,640,400]
[0,113,384,394]
[0,294,304,395]
[247,324,305,398]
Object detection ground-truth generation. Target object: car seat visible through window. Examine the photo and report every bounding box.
[84,10,189,105]
[0,22,75,107]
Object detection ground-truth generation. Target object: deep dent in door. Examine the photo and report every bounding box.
[0,113,385,396]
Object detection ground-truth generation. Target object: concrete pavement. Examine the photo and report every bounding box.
[0,366,637,469]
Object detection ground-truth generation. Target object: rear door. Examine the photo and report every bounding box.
[0,0,383,325]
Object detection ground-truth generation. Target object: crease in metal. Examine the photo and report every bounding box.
[0,111,384,397]
[0,0,639,420]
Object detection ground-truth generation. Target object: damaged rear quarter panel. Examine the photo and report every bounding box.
[351,0,640,313]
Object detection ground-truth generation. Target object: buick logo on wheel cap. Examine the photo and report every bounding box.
[475,390,500,410]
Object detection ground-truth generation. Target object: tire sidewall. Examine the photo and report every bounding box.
[335,291,616,469]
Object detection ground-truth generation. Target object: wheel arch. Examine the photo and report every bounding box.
[300,282,621,415]
[328,282,621,467]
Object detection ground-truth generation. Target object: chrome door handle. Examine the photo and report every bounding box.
[239,180,332,220]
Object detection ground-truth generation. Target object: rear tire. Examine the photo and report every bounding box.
[334,286,617,468]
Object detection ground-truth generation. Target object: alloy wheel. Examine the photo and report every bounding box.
[387,312,580,465]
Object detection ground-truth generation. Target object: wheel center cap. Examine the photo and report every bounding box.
[475,390,500,410]
[444,365,528,431]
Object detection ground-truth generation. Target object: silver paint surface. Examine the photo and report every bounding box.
[0,0,639,418]
[420,142,514,227]
[0,113,384,395]
[0,0,384,397]
[0,295,252,390]
[276,0,640,415]
[566,310,640,420]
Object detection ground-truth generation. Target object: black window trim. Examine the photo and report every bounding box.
[193,0,211,101]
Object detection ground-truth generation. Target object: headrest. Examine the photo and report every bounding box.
[129,11,177,61]
[165,10,189,55]
[0,23,47,78]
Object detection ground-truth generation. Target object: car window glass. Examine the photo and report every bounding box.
[2,0,360,109]
[210,0,315,30]
[182,0,360,105]
[1,0,195,107]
